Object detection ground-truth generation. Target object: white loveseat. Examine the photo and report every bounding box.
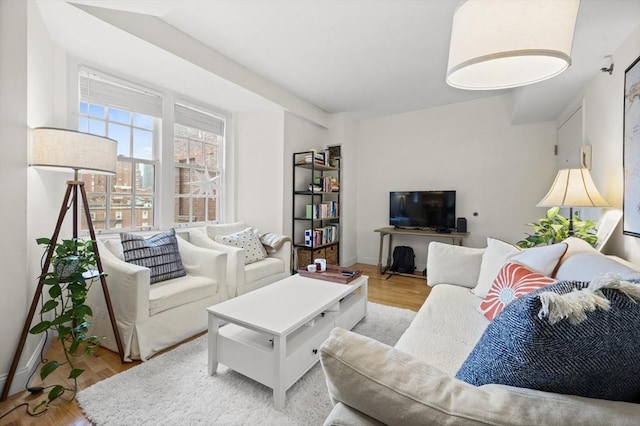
[87,235,227,361]
[180,222,291,296]
[320,238,640,425]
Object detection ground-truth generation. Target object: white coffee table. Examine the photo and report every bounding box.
[207,273,368,410]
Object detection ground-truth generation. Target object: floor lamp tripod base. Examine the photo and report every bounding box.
[0,179,125,402]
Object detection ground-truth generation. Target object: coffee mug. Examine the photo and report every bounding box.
[314,258,327,272]
[307,264,317,272]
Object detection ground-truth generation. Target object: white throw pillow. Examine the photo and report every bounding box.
[104,239,124,260]
[472,238,567,298]
[472,239,519,298]
[214,227,268,265]
[426,242,485,288]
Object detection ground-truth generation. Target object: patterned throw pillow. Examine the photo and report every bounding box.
[214,227,268,265]
[457,277,640,402]
[479,262,556,321]
[121,228,186,284]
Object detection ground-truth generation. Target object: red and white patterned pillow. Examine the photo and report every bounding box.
[480,262,556,321]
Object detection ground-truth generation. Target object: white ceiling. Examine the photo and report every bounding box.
[35,0,640,123]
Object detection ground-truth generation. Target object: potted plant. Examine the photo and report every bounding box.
[516,207,598,248]
[28,237,103,411]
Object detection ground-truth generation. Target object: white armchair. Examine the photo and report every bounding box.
[184,222,291,296]
[87,235,227,361]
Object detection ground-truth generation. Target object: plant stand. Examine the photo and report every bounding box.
[1,177,125,401]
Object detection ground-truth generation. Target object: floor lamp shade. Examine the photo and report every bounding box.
[537,168,609,208]
[446,0,580,90]
[30,127,117,174]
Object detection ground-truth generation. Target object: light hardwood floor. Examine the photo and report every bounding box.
[0,263,430,425]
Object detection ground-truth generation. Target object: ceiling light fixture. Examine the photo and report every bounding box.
[446,0,580,90]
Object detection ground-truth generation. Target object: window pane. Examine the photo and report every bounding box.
[174,124,188,138]
[134,197,153,227]
[81,173,107,193]
[110,196,132,229]
[108,108,130,124]
[192,198,205,222]
[206,197,217,222]
[136,163,154,194]
[88,119,106,136]
[133,128,153,160]
[174,167,191,195]
[108,122,131,157]
[112,161,132,193]
[81,195,106,231]
[187,127,203,141]
[80,102,88,115]
[174,197,190,223]
[204,144,218,169]
[174,137,188,163]
[133,113,153,130]
[189,140,204,166]
[89,104,105,118]
[78,117,89,133]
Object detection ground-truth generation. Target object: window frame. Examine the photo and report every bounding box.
[68,60,233,234]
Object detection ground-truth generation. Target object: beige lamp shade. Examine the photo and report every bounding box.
[446,0,580,90]
[30,127,117,174]
[537,168,609,208]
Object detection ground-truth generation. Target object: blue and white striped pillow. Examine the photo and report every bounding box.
[121,228,186,284]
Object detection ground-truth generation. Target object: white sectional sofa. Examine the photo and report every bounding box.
[320,238,640,425]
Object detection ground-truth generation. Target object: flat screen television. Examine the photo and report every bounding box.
[389,191,456,230]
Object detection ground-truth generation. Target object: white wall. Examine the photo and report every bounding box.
[355,94,557,270]
[327,113,358,266]
[234,111,285,233]
[565,25,640,265]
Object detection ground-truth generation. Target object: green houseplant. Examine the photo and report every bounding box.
[516,207,598,248]
[29,238,103,411]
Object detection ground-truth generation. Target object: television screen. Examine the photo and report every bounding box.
[389,191,456,229]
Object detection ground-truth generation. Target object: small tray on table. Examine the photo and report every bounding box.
[297,264,362,284]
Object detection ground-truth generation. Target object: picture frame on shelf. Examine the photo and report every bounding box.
[623,55,640,238]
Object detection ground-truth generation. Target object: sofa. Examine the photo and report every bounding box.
[87,230,228,361]
[180,222,291,296]
[320,237,640,425]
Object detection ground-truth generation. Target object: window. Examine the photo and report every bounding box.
[173,103,225,225]
[78,68,161,232]
[73,65,229,233]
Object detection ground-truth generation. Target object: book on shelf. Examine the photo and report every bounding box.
[304,224,339,247]
[304,201,339,219]
[313,176,339,192]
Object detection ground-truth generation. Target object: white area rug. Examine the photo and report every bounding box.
[78,302,416,425]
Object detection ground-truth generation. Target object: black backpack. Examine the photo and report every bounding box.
[389,246,415,274]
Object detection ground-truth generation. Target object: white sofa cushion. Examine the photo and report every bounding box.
[244,256,284,283]
[473,239,567,298]
[556,252,640,282]
[320,328,640,426]
[426,242,484,288]
[148,274,216,316]
[395,285,489,375]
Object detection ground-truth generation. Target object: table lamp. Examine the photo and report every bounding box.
[537,168,610,236]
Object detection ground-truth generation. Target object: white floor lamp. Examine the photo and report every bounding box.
[1,127,125,401]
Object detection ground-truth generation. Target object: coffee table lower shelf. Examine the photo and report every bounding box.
[207,275,368,410]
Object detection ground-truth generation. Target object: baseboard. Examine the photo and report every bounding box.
[0,334,48,398]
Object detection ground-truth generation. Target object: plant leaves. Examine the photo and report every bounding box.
[40,360,60,380]
[30,321,52,334]
[47,385,65,402]
[69,368,84,379]
[41,299,59,313]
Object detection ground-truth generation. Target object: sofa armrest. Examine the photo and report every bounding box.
[97,240,151,324]
[320,328,640,426]
[426,242,484,288]
[176,237,227,294]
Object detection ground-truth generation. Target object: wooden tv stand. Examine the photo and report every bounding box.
[374,227,469,275]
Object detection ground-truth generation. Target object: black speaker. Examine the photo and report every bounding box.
[456,217,467,233]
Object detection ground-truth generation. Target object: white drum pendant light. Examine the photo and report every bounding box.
[446,0,580,90]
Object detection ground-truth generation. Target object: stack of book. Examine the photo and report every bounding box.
[304,225,339,247]
[305,201,339,219]
[312,176,339,192]
[303,151,325,165]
